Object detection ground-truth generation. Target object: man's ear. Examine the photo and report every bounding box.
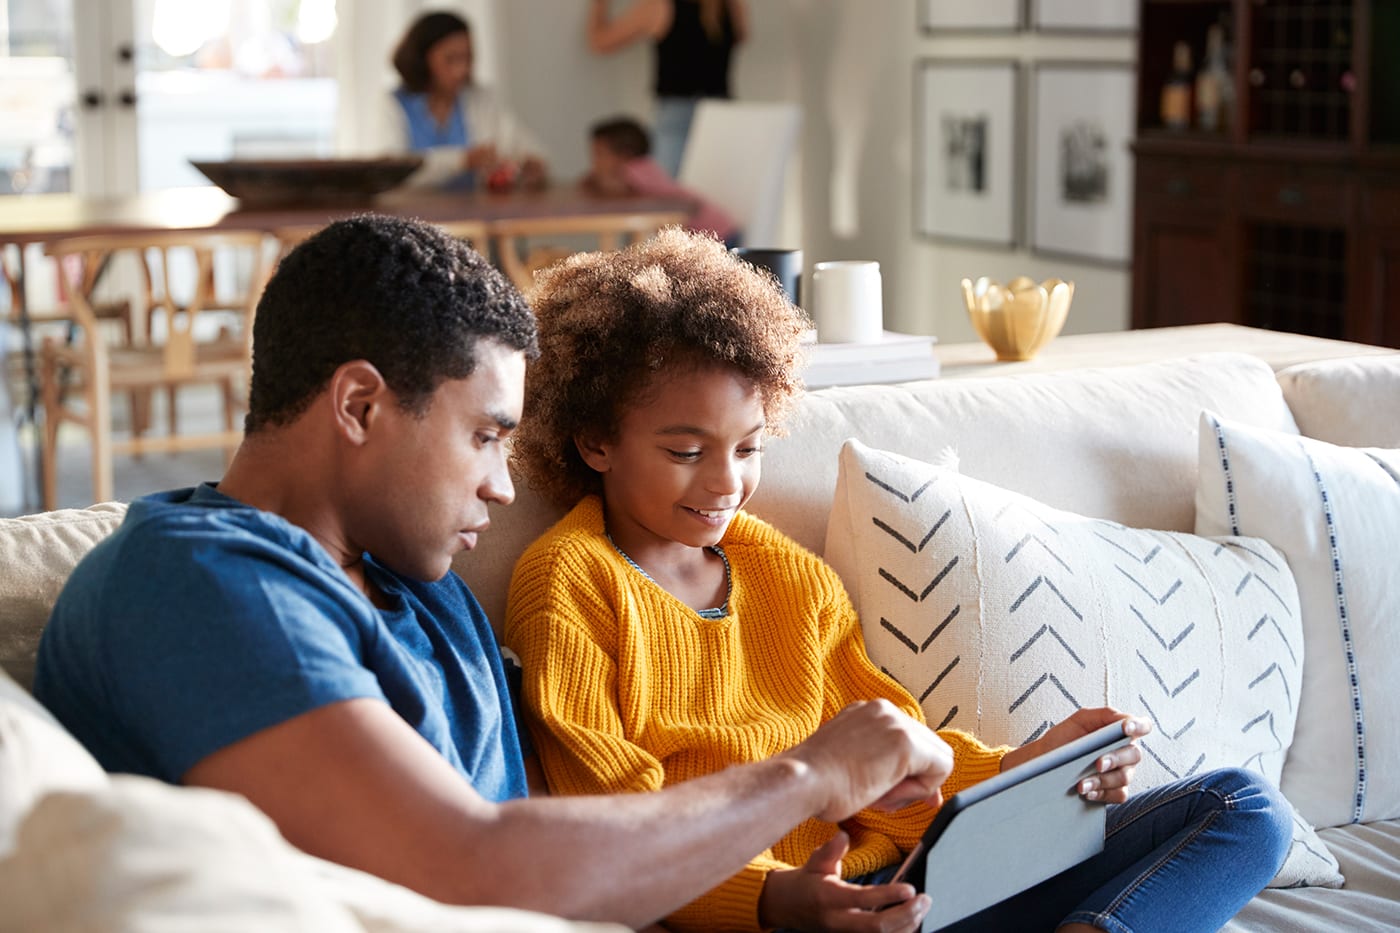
[329,360,390,446]
[574,434,611,474]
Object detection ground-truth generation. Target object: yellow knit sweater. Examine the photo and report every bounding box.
[504,497,1006,932]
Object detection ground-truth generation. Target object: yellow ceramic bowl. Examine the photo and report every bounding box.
[960,275,1074,361]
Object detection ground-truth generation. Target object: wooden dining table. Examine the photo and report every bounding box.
[0,183,691,244]
[0,184,690,511]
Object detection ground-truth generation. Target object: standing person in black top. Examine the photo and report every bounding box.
[587,0,749,177]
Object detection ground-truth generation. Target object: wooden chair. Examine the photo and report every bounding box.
[3,243,136,427]
[488,212,686,294]
[38,230,272,509]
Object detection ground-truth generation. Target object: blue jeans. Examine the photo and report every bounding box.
[858,768,1292,933]
[654,96,700,178]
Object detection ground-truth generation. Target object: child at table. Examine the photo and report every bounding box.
[503,228,1290,933]
[582,116,740,246]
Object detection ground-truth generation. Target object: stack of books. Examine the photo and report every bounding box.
[800,330,940,388]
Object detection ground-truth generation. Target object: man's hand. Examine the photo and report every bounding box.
[785,700,953,823]
[759,832,930,933]
[1000,707,1152,804]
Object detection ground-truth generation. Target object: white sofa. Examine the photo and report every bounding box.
[3,347,1398,930]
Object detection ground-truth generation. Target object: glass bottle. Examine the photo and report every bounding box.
[1160,41,1194,131]
[1195,24,1234,132]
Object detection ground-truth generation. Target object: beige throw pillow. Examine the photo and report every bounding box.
[826,438,1341,888]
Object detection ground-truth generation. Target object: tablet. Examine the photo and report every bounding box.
[890,719,1134,931]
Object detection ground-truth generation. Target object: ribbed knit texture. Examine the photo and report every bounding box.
[504,497,1006,932]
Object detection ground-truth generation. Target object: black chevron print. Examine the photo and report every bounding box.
[876,609,961,656]
[1248,614,1298,667]
[864,471,934,503]
[994,501,1059,534]
[1242,710,1283,754]
[1005,533,1073,574]
[1009,575,1083,620]
[1130,605,1195,651]
[1116,566,1183,605]
[919,656,960,702]
[872,509,950,553]
[1215,540,1281,571]
[1009,672,1079,714]
[1138,694,1196,740]
[878,556,958,601]
[1021,721,1052,746]
[1141,739,1205,780]
[1249,662,1294,713]
[1234,572,1292,613]
[1009,624,1085,668]
[923,605,959,652]
[1137,650,1200,698]
[1094,531,1162,565]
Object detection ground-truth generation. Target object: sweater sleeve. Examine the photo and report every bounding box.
[814,565,1008,851]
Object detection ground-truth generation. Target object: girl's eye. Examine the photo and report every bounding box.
[667,449,701,461]
[738,446,763,457]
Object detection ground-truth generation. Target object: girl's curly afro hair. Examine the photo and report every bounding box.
[512,227,810,508]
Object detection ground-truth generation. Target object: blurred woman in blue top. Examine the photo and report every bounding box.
[384,11,548,190]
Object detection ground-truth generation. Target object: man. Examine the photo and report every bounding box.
[34,215,951,930]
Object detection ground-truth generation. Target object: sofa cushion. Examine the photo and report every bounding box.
[0,773,627,933]
[0,503,127,690]
[1197,414,1400,830]
[1226,821,1400,931]
[457,352,1300,633]
[826,438,1341,888]
[1277,355,1400,448]
[0,667,108,856]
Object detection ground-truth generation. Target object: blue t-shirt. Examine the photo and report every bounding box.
[33,484,528,803]
[393,87,470,151]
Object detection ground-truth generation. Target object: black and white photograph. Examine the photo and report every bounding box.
[919,0,1022,33]
[916,59,1020,247]
[1030,62,1135,264]
[1031,0,1139,34]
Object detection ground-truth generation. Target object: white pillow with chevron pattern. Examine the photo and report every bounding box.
[826,437,1341,889]
[1196,412,1400,833]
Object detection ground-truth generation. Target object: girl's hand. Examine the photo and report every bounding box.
[758,832,931,933]
[1000,707,1152,805]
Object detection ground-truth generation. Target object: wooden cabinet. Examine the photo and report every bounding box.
[1131,0,1400,347]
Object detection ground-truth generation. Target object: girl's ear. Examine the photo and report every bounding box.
[574,434,611,473]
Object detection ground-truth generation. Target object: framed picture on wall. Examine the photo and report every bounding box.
[1029,62,1136,264]
[919,0,1022,33]
[915,59,1020,248]
[1031,0,1138,34]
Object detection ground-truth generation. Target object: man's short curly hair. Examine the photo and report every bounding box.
[246,214,537,432]
[512,227,809,508]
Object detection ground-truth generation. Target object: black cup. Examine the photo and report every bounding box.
[732,247,803,307]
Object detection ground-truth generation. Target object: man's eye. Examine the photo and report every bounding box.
[476,433,501,446]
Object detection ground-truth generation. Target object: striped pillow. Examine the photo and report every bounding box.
[1196,412,1400,830]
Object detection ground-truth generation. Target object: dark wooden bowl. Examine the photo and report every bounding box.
[189,156,425,205]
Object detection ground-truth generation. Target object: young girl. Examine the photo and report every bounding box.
[504,229,1290,933]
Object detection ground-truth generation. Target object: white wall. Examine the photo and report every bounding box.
[472,1,1137,343]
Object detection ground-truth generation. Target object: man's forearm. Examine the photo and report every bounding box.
[485,755,819,926]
